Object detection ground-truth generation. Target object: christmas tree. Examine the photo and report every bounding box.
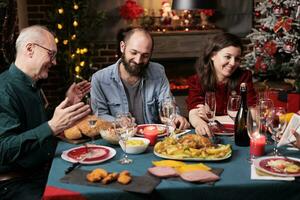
[48,0,105,83]
[243,0,300,87]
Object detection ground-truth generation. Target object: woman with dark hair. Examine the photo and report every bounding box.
[187,32,257,137]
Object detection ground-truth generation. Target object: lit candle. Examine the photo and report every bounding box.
[143,126,158,145]
[250,135,266,157]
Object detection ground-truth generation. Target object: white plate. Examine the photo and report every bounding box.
[253,156,300,177]
[153,148,232,161]
[61,145,116,164]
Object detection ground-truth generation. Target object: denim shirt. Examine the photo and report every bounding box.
[91,59,176,124]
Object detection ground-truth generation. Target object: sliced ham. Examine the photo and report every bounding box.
[148,166,179,178]
[180,170,219,183]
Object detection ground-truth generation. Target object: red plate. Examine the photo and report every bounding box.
[213,124,234,136]
[136,124,167,137]
[67,146,109,162]
[254,156,300,177]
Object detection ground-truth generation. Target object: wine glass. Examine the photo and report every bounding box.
[205,92,216,127]
[266,107,287,156]
[227,94,241,121]
[159,99,177,137]
[247,106,266,163]
[86,96,98,145]
[258,98,273,131]
[114,112,135,164]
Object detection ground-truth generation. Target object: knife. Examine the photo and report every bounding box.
[214,120,234,133]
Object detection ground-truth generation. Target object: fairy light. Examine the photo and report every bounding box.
[54,37,59,43]
[73,4,79,10]
[75,66,80,73]
[80,61,85,67]
[71,34,76,40]
[58,8,64,14]
[63,40,68,45]
[71,54,76,59]
[57,24,63,29]
[73,20,78,27]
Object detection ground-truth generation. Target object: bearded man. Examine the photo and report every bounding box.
[91,28,189,129]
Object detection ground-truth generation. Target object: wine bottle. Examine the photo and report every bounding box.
[234,83,250,146]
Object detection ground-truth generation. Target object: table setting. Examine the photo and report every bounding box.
[43,107,300,200]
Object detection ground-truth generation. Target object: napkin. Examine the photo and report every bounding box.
[277,114,300,147]
[215,115,234,125]
[250,164,295,181]
[60,168,161,194]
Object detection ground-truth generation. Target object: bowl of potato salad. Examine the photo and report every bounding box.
[119,137,150,154]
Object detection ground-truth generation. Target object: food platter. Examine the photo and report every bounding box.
[153,134,232,161]
[136,124,190,137]
[253,156,300,177]
[153,149,232,161]
[61,145,116,164]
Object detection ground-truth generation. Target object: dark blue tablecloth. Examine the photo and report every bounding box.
[44,134,300,200]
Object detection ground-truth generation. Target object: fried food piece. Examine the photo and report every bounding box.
[117,174,132,185]
[86,168,108,183]
[64,125,82,140]
[119,170,130,177]
[102,173,119,185]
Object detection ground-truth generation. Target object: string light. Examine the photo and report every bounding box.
[71,54,76,59]
[73,20,78,27]
[63,40,68,45]
[58,8,64,14]
[71,34,76,40]
[73,4,79,10]
[75,66,80,73]
[80,61,85,67]
[54,37,59,43]
[76,48,80,54]
[57,24,63,29]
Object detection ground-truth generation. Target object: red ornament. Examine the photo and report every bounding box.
[255,11,261,17]
[263,40,277,56]
[283,8,290,16]
[283,42,295,53]
[273,5,283,16]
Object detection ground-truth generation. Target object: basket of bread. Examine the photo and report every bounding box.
[64,115,113,141]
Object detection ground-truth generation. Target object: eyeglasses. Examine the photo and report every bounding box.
[32,43,56,61]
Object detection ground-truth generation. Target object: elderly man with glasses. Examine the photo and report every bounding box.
[0,25,91,199]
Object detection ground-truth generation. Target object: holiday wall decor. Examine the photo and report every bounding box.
[243,0,300,85]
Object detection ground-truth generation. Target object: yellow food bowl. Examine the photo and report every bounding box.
[119,137,150,154]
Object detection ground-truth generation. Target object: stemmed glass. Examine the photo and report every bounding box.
[159,99,177,137]
[205,92,216,127]
[258,98,273,138]
[86,96,98,145]
[266,107,287,156]
[227,94,241,121]
[247,106,265,163]
[114,112,135,164]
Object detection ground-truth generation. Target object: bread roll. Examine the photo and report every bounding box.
[64,125,82,140]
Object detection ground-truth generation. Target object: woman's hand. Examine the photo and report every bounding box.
[173,115,190,130]
[66,80,91,105]
[189,107,213,137]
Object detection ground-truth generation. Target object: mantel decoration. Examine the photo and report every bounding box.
[199,9,215,28]
[48,0,105,84]
[120,0,144,27]
[242,0,300,91]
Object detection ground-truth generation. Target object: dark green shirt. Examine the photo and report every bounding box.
[0,64,56,173]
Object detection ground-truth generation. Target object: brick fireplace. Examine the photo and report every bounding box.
[151,30,222,117]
